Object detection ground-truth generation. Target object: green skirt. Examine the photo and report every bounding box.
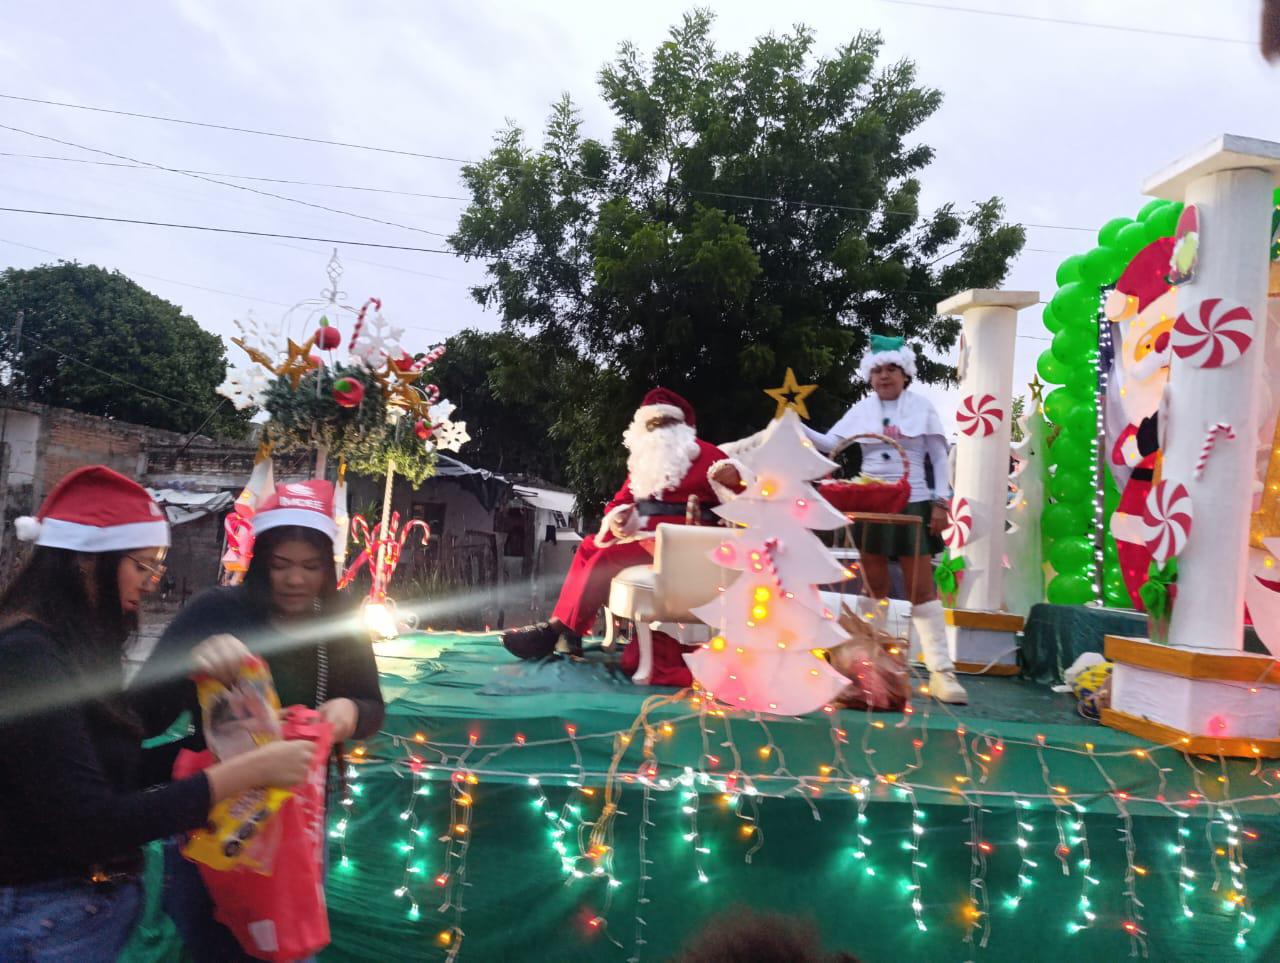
[849,500,943,558]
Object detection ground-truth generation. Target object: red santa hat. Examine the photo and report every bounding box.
[633,387,696,428]
[251,480,338,542]
[15,465,170,552]
[1105,236,1176,320]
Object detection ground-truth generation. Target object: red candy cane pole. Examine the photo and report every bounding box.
[1193,422,1236,479]
[348,297,382,353]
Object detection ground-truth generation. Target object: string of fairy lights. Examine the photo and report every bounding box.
[319,683,1280,958]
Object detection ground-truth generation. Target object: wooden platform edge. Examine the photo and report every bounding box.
[944,608,1025,632]
[1104,635,1280,685]
[1100,707,1280,758]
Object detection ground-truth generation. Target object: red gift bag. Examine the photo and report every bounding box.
[174,707,334,962]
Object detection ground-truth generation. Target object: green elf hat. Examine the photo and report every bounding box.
[858,334,917,381]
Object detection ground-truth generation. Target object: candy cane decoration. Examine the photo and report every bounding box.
[942,496,972,548]
[1171,298,1254,368]
[339,511,430,601]
[956,393,1003,437]
[1139,481,1193,564]
[1193,422,1236,479]
[347,296,383,353]
[760,537,784,590]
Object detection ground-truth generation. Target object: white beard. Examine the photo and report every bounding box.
[624,422,700,498]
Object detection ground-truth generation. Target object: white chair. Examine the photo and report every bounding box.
[601,524,737,684]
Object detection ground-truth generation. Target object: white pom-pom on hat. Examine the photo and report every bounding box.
[14,516,42,541]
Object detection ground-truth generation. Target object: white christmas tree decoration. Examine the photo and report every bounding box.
[1004,403,1048,616]
[686,409,851,715]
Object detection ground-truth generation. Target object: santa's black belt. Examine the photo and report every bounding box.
[1130,467,1154,482]
[635,499,719,523]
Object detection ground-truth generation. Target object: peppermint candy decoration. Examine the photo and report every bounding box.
[956,393,1003,437]
[1171,298,1254,369]
[942,496,972,548]
[1140,481,1193,564]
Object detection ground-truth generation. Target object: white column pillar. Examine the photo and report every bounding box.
[937,289,1039,612]
[1143,136,1280,650]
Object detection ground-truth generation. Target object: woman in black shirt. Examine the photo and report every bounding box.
[133,479,385,961]
[0,466,313,961]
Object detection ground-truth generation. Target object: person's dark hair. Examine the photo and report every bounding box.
[0,546,141,731]
[671,910,859,963]
[244,525,339,616]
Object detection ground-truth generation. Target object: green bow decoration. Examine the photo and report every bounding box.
[1138,557,1178,626]
[869,333,906,353]
[934,550,966,596]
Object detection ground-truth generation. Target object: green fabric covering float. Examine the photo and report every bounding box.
[119,632,1280,960]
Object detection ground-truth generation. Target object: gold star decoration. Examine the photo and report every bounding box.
[374,360,431,419]
[1028,374,1046,408]
[230,336,277,371]
[275,335,320,390]
[764,367,818,420]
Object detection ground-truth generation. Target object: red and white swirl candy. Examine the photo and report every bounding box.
[943,496,972,548]
[956,393,1003,437]
[1171,298,1254,369]
[1140,481,1193,564]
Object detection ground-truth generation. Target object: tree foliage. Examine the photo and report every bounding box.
[0,262,250,437]
[450,12,1024,512]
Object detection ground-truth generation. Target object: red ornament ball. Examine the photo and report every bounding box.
[415,419,433,441]
[332,377,365,408]
[315,325,342,350]
[393,351,420,373]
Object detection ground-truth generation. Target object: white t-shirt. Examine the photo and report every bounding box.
[805,392,952,504]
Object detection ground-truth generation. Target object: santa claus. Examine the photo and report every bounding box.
[1104,236,1176,608]
[502,387,743,660]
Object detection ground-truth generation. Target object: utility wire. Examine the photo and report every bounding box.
[0,123,452,239]
[878,0,1256,45]
[0,92,1098,231]
[0,151,471,201]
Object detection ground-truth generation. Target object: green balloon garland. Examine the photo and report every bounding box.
[1036,197,1188,607]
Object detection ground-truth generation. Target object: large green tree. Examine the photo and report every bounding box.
[0,262,249,436]
[450,12,1024,512]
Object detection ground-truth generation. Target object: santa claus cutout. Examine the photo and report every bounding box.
[1104,236,1177,609]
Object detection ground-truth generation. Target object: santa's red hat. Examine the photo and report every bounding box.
[252,480,337,542]
[634,387,696,428]
[15,465,169,552]
[1107,237,1176,318]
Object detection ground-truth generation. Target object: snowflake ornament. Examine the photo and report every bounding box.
[217,365,271,410]
[428,398,456,423]
[349,302,405,370]
[433,420,470,452]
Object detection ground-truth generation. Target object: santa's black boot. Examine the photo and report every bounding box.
[502,622,559,660]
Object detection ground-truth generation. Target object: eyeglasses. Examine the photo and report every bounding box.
[127,555,168,585]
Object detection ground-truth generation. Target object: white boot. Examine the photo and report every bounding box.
[912,600,968,704]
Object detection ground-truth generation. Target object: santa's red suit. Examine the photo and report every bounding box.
[552,436,733,635]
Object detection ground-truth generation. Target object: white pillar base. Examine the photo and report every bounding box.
[940,609,1022,676]
[1103,635,1280,757]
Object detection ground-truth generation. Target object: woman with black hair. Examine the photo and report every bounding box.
[133,479,384,961]
[0,466,314,961]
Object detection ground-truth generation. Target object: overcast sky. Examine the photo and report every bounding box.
[1,0,1275,436]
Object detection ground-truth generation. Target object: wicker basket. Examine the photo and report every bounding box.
[816,432,912,515]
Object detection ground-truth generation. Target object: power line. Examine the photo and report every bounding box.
[17,331,216,415]
[0,237,295,307]
[0,236,465,338]
[0,205,461,254]
[0,151,471,202]
[0,123,452,239]
[0,91,1098,231]
[878,0,1255,46]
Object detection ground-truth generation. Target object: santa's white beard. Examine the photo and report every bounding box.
[624,422,700,498]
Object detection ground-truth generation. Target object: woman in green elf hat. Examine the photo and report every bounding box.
[804,335,967,704]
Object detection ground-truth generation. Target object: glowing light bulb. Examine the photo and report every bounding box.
[710,636,727,651]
